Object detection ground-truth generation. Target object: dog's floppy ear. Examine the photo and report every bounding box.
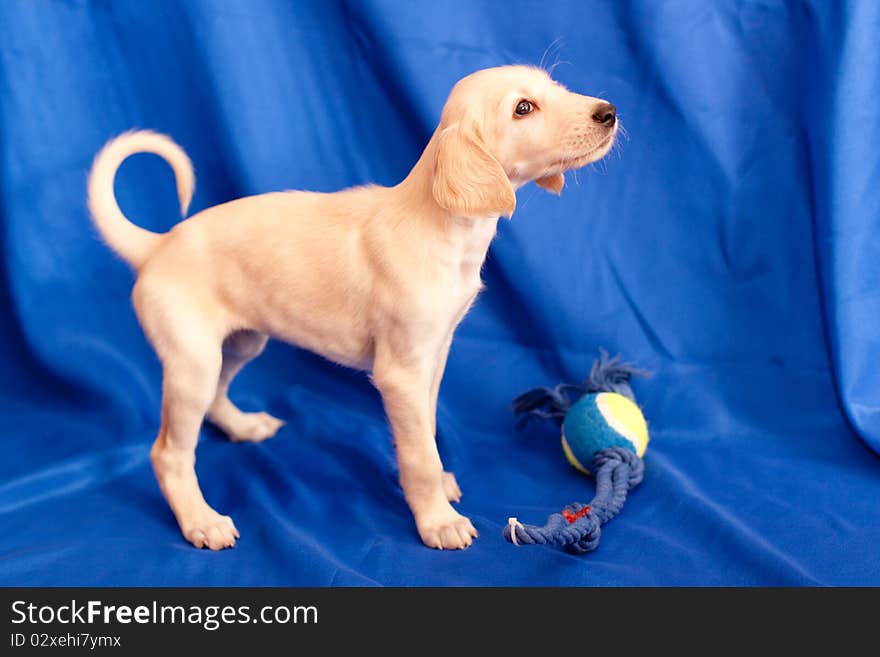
[535,173,564,195]
[432,122,516,218]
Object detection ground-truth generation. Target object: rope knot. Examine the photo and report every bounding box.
[591,447,644,488]
[503,446,645,554]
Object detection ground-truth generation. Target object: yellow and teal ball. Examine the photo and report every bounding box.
[561,392,649,475]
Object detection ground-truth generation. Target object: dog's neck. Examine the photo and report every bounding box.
[393,130,445,213]
[393,131,503,274]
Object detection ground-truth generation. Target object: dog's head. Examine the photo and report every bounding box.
[431,65,617,218]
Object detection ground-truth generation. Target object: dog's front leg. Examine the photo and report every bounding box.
[429,333,463,504]
[373,340,478,549]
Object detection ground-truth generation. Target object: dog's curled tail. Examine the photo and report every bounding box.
[87,130,194,269]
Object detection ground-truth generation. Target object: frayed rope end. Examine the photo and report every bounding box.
[584,348,650,402]
[511,349,650,426]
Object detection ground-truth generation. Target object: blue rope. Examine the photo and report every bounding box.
[502,447,644,554]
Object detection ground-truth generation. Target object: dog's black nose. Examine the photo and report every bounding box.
[591,102,616,125]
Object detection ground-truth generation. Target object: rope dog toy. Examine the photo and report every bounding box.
[502,350,650,554]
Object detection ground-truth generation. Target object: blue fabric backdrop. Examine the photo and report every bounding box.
[1,0,878,586]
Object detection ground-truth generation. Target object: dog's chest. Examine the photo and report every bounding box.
[445,215,498,284]
[433,216,498,321]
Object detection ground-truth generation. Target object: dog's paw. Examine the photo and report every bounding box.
[227,412,285,443]
[182,509,239,550]
[442,471,462,503]
[416,504,478,550]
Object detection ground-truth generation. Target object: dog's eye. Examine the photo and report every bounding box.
[514,100,534,116]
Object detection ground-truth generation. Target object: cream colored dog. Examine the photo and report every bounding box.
[87,65,617,551]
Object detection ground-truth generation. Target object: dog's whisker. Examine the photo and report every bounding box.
[519,186,540,211]
[547,59,572,75]
[540,37,566,71]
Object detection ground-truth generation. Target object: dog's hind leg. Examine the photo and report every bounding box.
[206,330,284,443]
[135,279,239,550]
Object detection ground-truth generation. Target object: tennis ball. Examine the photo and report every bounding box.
[561,392,649,475]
